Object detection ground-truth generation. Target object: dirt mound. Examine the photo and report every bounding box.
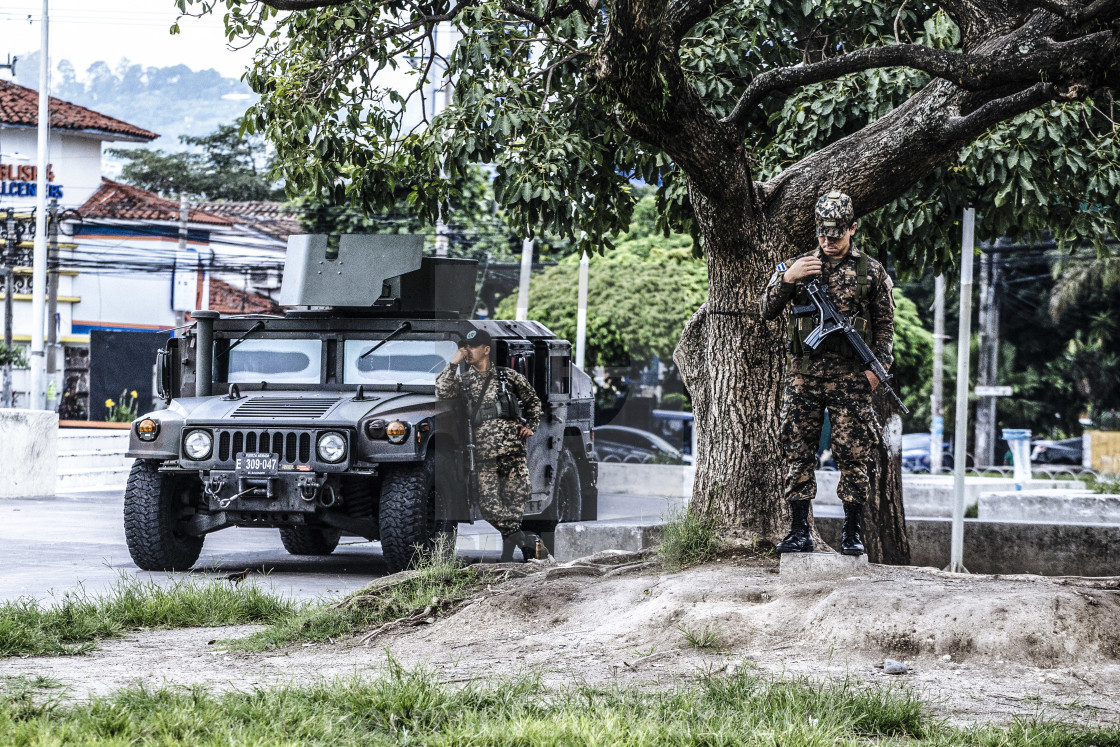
[3,553,1119,724]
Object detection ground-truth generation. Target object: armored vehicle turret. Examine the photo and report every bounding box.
[124,234,597,572]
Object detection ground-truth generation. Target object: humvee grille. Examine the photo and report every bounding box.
[231,397,341,419]
[217,429,314,465]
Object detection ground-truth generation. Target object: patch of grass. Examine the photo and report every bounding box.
[0,575,296,658]
[229,535,483,652]
[658,507,719,571]
[1085,472,1120,495]
[965,502,979,519]
[678,623,724,650]
[4,662,1113,745]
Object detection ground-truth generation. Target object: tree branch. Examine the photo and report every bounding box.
[941,82,1056,141]
[260,0,355,8]
[1021,0,1120,21]
[724,34,1110,134]
[666,0,734,41]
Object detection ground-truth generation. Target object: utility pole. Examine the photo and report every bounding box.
[515,238,533,321]
[930,274,945,473]
[45,198,59,411]
[29,0,51,409]
[975,248,1001,467]
[2,210,15,408]
[177,192,189,326]
[575,252,589,370]
[949,206,976,574]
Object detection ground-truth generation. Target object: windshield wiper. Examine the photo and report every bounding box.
[216,321,266,360]
[359,321,413,360]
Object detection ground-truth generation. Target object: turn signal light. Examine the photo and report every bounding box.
[386,421,410,445]
[136,418,159,442]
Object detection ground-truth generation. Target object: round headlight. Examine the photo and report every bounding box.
[386,421,410,445]
[183,430,212,460]
[136,418,160,442]
[317,432,347,463]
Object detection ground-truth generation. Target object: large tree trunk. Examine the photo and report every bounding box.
[676,189,910,559]
[867,392,910,564]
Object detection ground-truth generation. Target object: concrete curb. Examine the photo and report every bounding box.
[556,514,1120,576]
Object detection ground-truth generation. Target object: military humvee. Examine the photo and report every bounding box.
[124,234,597,572]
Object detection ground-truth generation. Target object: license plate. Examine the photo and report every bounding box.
[236,452,279,476]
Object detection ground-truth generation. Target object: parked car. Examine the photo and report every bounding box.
[900,432,959,472]
[650,409,694,456]
[1030,437,1082,465]
[591,425,692,465]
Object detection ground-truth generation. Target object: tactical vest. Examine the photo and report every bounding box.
[471,368,521,426]
[786,252,871,367]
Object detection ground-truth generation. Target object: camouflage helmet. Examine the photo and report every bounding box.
[815,190,855,238]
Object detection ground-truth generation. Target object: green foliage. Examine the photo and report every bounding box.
[230,536,481,652]
[0,664,967,744]
[0,343,28,369]
[109,124,282,201]
[892,290,935,429]
[0,574,296,658]
[660,393,691,411]
[1084,473,1120,494]
[496,195,706,366]
[177,0,1120,269]
[658,508,719,571]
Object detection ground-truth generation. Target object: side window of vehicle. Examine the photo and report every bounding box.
[551,354,570,396]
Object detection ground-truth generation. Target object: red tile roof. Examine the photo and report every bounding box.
[197,200,302,241]
[0,79,158,141]
[80,179,234,225]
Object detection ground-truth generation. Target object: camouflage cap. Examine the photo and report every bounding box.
[815,190,855,238]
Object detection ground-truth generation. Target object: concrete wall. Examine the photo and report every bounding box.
[0,409,57,498]
[978,490,1120,524]
[816,516,1120,576]
[597,463,694,498]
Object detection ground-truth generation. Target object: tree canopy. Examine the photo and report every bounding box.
[108,124,282,201]
[177,0,1120,266]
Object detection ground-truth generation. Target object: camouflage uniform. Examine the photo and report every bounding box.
[435,363,542,535]
[759,241,895,506]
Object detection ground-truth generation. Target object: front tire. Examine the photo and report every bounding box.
[279,526,341,556]
[379,458,455,572]
[123,459,204,571]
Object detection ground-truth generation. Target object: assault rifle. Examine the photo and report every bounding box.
[792,277,909,414]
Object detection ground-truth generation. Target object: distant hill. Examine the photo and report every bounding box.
[13,51,255,150]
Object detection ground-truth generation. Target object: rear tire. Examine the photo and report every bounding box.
[555,450,582,522]
[379,458,456,572]
[123,459,204,571]
[279,526,341,556]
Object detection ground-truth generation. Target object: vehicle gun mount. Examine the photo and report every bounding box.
[278,233,477,316]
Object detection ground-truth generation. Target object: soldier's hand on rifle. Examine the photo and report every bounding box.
[865,370,880,390]
[518,425,533,439]
[783,256,823,283]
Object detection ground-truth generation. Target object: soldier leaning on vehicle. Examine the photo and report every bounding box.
[758,190,896,557]
[435,329,544,562]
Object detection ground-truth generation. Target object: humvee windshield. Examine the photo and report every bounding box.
[344,339,458,385]
[228,339,323,384]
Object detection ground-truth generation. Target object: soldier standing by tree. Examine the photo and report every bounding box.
[759,191,896,556]
[436,330,543,562]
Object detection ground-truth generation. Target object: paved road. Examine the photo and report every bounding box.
[0,487,687,604]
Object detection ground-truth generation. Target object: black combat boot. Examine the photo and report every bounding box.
[500,531,523,563]
[775,500,814,554]
[841,502,865,556]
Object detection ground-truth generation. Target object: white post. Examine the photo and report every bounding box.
[949,207,975,574]
[930,274,945,473]
[575,251,589,371]
[514,238,533,321]
[28,0,50,410]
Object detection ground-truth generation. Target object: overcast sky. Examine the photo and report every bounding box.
[1,1,256,80]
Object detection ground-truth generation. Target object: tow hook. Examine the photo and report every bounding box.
[298,475,324,502]
[203,474,226,504]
